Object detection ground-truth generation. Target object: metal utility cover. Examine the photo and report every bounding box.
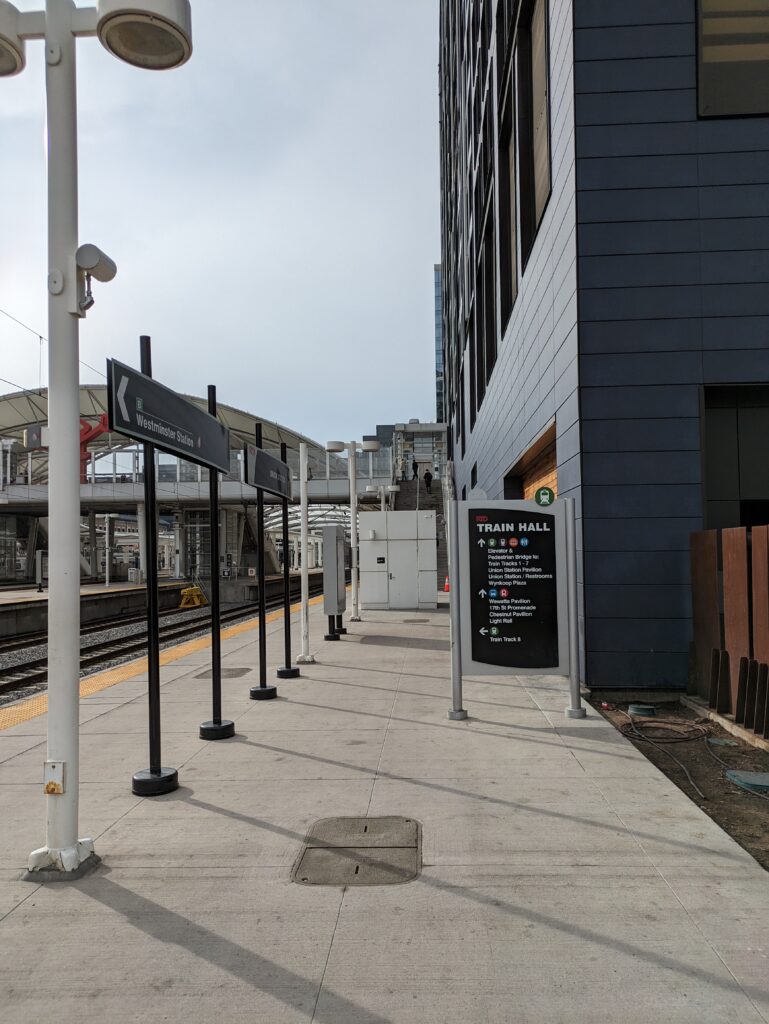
[293,816,420,886]
[306,816,418,848]
[195,667,251,679]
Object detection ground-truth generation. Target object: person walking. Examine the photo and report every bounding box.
[399,457,407,482]
[412,459,418,481]
[424,468,433,494]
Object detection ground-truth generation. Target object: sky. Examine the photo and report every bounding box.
[0,0,441,444]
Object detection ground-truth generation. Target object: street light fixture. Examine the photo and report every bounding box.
[3,0,192,880]
[366,483,399,512]
[326,438,381,621]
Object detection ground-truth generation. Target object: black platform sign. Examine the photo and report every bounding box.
[244,444,292,499]
[468,507,558,668]
[107,359,230,473]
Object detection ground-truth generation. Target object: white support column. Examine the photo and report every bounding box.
[88,511,97,577]
[349,441,361,621]
[296,442,314,663]
[28,0,95,876]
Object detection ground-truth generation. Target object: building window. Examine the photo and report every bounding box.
[498,67,518,330]
[698,1,769,117]
[517,0,551,265]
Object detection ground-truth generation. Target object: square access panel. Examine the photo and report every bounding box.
[292,816,421,886]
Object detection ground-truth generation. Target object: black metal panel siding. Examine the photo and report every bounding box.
[574,0,769,688]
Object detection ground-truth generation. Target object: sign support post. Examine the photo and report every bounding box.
[132,336,178,796]
[250,423,277,700]
[276,441,299,679]
[447,498,467,720]
[296,442,315,664]
[564,497,586,719]
[200,385,235,739]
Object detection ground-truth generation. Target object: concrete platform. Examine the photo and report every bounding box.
[1,603,769,1023]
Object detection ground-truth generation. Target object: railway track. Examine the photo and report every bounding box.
[0,579,323,698]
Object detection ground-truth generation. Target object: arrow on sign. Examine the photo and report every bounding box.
[479,627,488,636]
[477,539,486,548]
[117,375,129,421]
[479,589,487,598]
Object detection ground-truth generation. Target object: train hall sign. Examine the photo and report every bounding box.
[458,500,569,676]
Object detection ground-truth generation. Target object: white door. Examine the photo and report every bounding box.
[386,540,418,608]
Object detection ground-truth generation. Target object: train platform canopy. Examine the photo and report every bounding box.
[0,385,333,487]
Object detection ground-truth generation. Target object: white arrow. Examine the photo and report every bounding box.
[477,539,486,547]
[479,589,487,598]
[479,627,488,636]
[117,375,129,422]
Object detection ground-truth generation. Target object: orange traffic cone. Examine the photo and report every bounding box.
[444,576,450,593]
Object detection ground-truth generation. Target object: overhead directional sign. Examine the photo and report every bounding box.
[107,359,230,473]
[244,443,292,499]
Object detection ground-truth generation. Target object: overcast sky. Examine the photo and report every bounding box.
[0,0,440,443]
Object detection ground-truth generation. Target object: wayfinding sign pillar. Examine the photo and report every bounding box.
[277,441,300,679]
[107,339,233,795]
[322,525,346,641]
[244,429,292,700]
[449,497,585,720]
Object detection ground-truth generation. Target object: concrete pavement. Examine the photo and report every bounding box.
[1,601,768,1023]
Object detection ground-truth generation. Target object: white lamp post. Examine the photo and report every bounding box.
[326,439,380,621]
[0,0,192,878]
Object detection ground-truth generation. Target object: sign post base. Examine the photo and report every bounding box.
[277,666,300,679]
[250,685,278,701]
[132,767,178,796]
[564,706,587,719]
[448,709,468,721]
[200,719,235,739]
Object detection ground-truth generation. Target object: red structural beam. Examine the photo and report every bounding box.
[79,414,110,483]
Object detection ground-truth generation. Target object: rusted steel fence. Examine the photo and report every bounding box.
[690,526,769,739]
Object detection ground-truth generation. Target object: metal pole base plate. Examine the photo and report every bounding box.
[336,627,347,635]
[277,666,300,679]
[132,767,179,796]
[324,633,340,641]
[564,707,587,719]
[200,719,235,740]
[448,709,468,721]
[250,685,278,700]
[349,616,361,622]
[296,654,316,664]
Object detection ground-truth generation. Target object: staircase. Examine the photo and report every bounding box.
[393,479,448,590]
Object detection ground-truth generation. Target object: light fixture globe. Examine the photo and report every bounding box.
[361,440,381,453]
[0,1,24,78]
[96,0,192,70]
[325,442,345,454]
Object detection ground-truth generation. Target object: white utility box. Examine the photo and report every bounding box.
[359,510,437,610]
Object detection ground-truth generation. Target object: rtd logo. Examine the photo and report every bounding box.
[475,515,489,523]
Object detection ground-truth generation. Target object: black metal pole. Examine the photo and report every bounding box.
[277,441,299,679]
[324,614,340,641]
[132,335,178,796]
[250,423,277,700]
[335,613,347,636]
[200,385,234,739]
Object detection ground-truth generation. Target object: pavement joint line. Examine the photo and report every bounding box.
[0,594,324,732]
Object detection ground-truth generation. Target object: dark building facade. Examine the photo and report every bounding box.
[434,264,445,422]
[439,0,769,689]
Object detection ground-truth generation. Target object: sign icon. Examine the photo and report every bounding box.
[500,588,509,598]
[488,587,498,599]
[520,537,529,547]
[490,626,500,637]
[499,537,507,547]
[488,537,497,547]
[509,537,519,548]
[535,487,555,506]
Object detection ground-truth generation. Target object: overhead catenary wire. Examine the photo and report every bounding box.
[0,305,107,384]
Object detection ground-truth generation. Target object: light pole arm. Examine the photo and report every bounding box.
[17,12,45,39]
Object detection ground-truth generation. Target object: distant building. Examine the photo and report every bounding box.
[438,1,769,690]
[434,265,445,423]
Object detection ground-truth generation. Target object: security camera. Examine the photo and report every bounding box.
[76,243,117,282]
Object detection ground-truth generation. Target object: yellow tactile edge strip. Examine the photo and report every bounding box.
[0,593,326,731]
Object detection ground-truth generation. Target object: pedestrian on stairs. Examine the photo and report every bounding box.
[412,459,418,480]
[424,468,433,494]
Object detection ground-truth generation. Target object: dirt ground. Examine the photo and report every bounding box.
[589,697,769,873]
